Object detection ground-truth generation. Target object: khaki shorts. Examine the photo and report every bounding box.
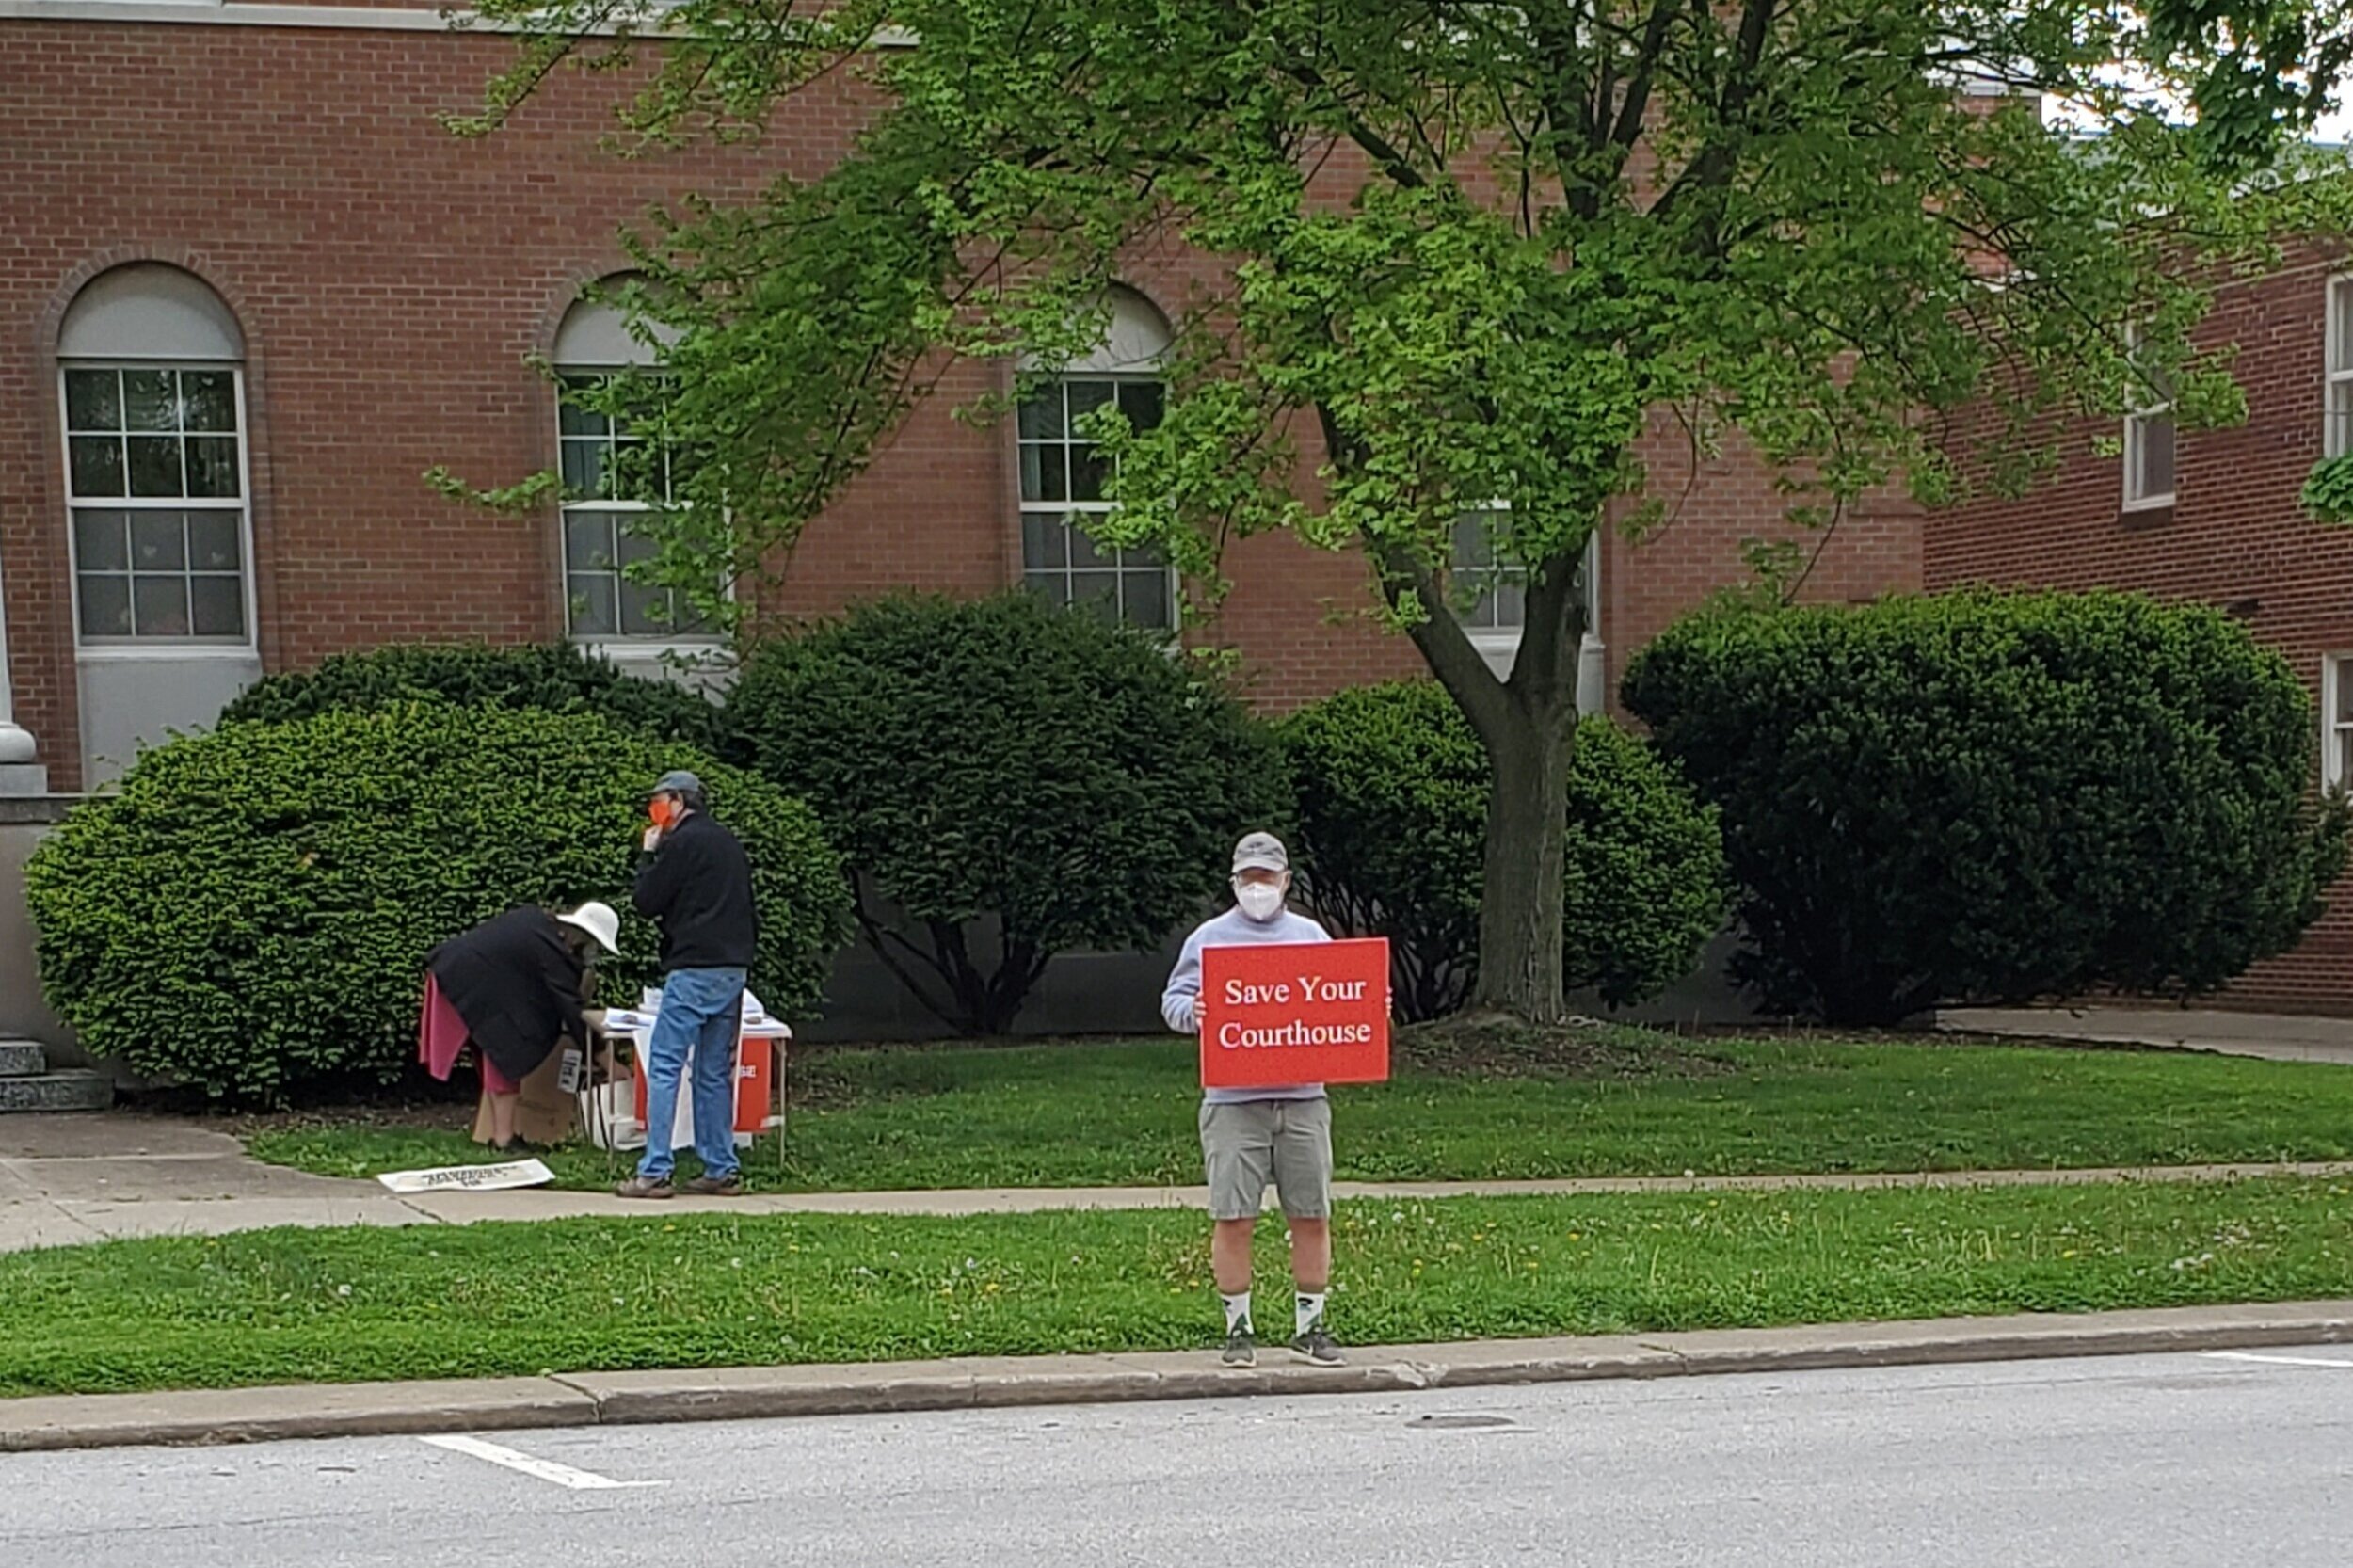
[1199,1096,1332,1221]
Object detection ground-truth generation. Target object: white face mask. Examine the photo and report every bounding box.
[1234,881,1286,922]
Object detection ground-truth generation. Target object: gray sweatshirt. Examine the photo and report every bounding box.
[1160,905,1333,1105]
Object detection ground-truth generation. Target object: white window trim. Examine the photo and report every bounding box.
[2121,324,2176,512]
[2325,654,2353,792]
[1016,371,1180,633]
[57,360,260,656]
[553,364,727,650]
[2326,275,2353,460]
[1452,509,1602,663]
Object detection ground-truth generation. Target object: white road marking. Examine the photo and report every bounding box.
[2202,1352,2353,1369]
[417,1434,666,1490]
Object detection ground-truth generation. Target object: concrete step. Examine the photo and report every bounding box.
[0,1040,46,1079]
[0,1070,110,1113]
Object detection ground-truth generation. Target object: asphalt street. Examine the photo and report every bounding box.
[7,1347,2353,1567]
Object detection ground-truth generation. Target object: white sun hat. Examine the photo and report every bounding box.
[557,901,622,956]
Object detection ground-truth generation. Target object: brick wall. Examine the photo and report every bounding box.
[1930,235,2353,1013]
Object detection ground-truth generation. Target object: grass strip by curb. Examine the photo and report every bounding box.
[247,1035,2353,1192]
[7,1176,2353,1398]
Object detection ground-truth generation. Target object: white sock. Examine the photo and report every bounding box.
[1296,1290,1327,1335]
[1221,1291,1253,1335]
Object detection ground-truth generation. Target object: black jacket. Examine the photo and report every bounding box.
[426,907,589,1082]
[633,810,759,972]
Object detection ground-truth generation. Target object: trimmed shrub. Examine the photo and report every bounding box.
[26,705,848,1104]
[218,641,723,750]
[1623,589,2351,1025]
[1279,680,1726,1021]
[726,593,1292,1034]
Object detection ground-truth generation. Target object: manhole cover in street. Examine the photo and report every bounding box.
[1409,1414,1518,1431]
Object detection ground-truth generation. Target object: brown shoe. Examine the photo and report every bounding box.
[681,1173,743,1197]
[615,1176,674,1200]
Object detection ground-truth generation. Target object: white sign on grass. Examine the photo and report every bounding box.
[376,1159,553,1194]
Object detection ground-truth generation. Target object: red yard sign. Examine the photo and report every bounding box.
[1199,937,1392,1088]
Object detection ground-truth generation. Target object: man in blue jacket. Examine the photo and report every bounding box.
[617,769,760,1199]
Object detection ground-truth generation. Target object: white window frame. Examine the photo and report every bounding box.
[1016,372,1179,633]
[2325,654,2353,792]
[2121,324,2176,512]
[57,360,258,659]
[552,368,724,653]
[2326,276,2353,460]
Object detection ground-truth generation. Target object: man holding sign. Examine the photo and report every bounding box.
[1161,831,1373,1370]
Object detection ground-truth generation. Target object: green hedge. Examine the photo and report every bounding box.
[1279,680,1726,1021]
[726,594,1292,1033]
[1623,589,2351,1024]
[218,641,723,750]
[27,705,848,1103]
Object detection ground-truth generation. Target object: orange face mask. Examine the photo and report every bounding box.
[648,796,680,832]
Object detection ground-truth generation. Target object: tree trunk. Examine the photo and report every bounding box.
[1465,712,1576,1022]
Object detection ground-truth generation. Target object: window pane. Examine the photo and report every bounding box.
[1117,381,1164,432]
[559,397,609,439]
[122,370,177,433]
[186,511,241,572]
[2340,728,2353,790]
[616,524,659,567]
[1069,442,1109,503]
[1020,443,1066,504]
[189,575,245,638]
[131,512,187,571]
[1016,393,1064,440]
[2332,380,2353,458]
[564,511,617,571]
[2336,664,2353,724]
[1069,524,1109,569]
[561,439,606,497]
[608,440,664,505]
[69,436,124,498]
[72,510,129,573]
[2133,413,2177,500]
[2334,281,2353,375]
[619,579,675,638]
[65,370,121,432]
[1020,511,1067,569]
[127,437,184,498]
[181,371,237,433]
[185,437,240,499]
[1489,579,1527,630]
[1123,568,1170,630]
[1069,569,1121,624]
[1066,380,1113,421]
[568,573,618,637]
[131,575,191,637]
[1023,569,1071,606]
[77,575,131,639]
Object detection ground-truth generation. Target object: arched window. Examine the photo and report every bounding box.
[1016,287,1176,631]
[58,265,251,645]
[552,295,709,643]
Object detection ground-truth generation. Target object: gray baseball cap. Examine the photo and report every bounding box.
[648,769,704,800]
[1231,831,1289,874]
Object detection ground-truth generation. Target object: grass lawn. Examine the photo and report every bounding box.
[5,1177,2351,1397]
[246,1029,2353,1192]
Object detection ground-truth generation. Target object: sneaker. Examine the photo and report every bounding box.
[615,1176,675,1200]
[1222,1328,1257,1368]
[681,1172,744,1197]
[1289,1323,1345,1367]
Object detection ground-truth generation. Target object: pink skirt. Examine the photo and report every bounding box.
[417,975,519,1095]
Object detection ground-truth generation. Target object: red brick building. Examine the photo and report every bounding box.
[1931,235,2353,1013]
[0,0,1915,802]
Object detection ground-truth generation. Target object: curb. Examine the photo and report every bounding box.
[6,1300,2352,1453]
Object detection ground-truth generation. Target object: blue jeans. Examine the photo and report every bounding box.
[635,967,749,1181]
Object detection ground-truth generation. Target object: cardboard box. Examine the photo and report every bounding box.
[471,1038,584,1147]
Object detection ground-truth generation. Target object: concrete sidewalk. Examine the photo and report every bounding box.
[1937,1004,2353,1064]
[7,1110,2353,1251]
[5,1298,2349,1453]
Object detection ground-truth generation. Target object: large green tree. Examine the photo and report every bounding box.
[456,0,2353,1023]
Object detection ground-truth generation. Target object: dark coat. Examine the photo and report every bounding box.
[632,810,759,973]
[426,907,589,1082]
